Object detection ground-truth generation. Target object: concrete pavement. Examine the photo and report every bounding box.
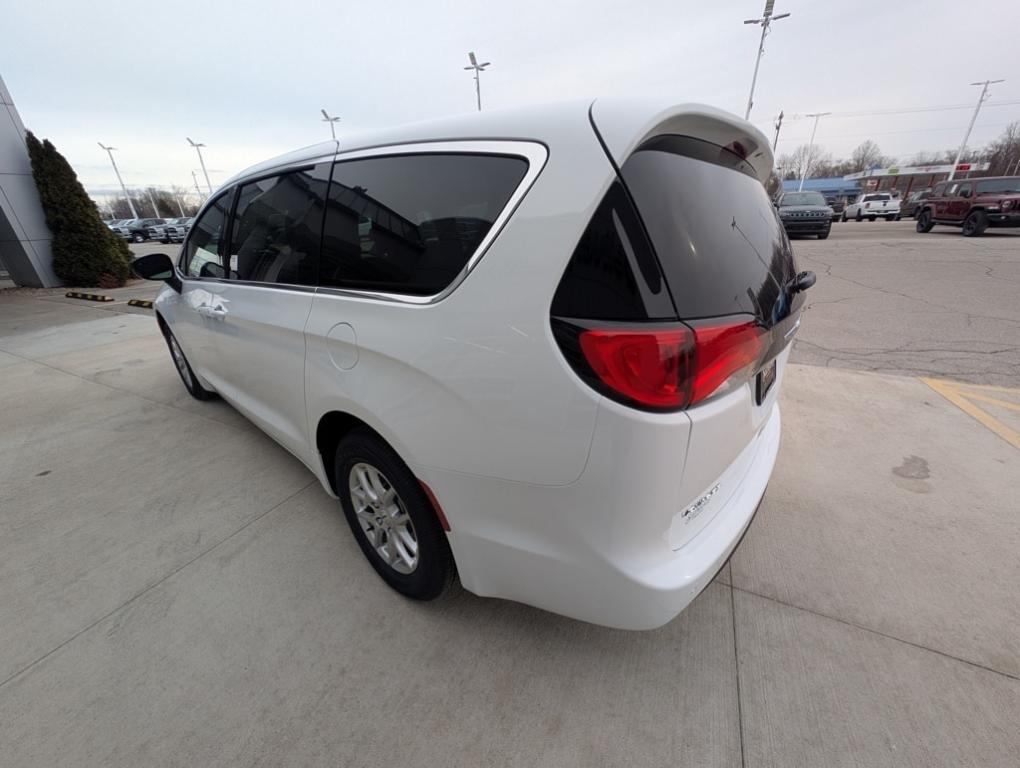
[1,229,1019,766]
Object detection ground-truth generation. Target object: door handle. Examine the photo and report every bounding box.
[197,305,227,319]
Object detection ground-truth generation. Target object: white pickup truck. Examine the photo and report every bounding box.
[842,192,901,222]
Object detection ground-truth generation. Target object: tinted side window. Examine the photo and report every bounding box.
[228,165,329,285]
[550,181,673,320]
[958,184,972,199]
[932,183,946,197]
[319,153,528,295]
[183,192,232,278]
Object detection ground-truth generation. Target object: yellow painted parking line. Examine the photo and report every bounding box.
[922,377,1020,450]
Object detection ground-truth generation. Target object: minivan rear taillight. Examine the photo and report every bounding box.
[557,318,768,411]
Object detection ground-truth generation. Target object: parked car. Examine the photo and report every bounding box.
[825,197,844,222]
[113,218,165,242]
[163,217,193,243]
[776,191,833,238]
[130,99,813,630]
[916,177,1020,237]
[110,219,139,240]
[900,189,932,220]
[843,192,900,221]
[150,217,191,243]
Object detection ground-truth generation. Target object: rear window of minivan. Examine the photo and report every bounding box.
[619,135,796,324]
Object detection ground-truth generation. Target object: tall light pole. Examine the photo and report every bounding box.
[743,1,790,121]
[191,170,205,203]
[464,51,490,111]
[773,110,784,151]
[948,79,1005,181]
[798,111,831,191]
[187,137,212,193]
[145,187,162,218]
[320,109,340,141]
[97,142,138,219]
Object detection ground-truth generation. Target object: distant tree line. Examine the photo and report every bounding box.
[776,122,1020,181]
[101,187,201,220]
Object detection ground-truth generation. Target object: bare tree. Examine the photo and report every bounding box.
[777,143,833,181]
[983,122,1020,175]
[848,140,893,173]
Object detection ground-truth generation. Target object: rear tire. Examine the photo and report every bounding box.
[962,210,988,237]
[916,210,935,233]
[841,212,847,222]
[163,329,215,400]
[868,216,877,222]
[335,429,455,601]
[886,215,896,222]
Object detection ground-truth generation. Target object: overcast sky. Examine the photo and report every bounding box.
[4,0,1018,201]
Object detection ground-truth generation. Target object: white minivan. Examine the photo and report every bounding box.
[132,98,813,630]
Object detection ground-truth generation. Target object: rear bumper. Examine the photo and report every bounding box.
[419,399,781,630]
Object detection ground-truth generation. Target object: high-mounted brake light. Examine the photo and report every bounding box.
[576,320,768,410]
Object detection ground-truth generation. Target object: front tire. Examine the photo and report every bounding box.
[855,209,863,221]
[133,233,145,243]
[841,212,847,222]
[164,329,215,400]
[817,230,830,240]
[335,429,455,601]
[962,210,988,237]
[916,210,935,233]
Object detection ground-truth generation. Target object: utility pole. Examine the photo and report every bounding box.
[773,110,784,151]
[97,142,138,219]
[743,1,790,121]
[173,191,186,217]
[798,111,831,192]
[187,137,213,192]
[464,51,491,111]
[320,109,340,141]
[948,79,1004,181]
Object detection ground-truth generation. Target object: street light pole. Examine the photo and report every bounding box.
[320,109,340,141]
[948,79,1004,181]
[464,51,491,111]
[798,111,831,192]
[97,142,138,219]
[146,187,162,218]
[743,1,790,121]
[773,110,784,151]
[191,170,205,203]
[187,137,213,193]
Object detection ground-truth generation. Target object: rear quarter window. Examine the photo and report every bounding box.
[318,153,528,296]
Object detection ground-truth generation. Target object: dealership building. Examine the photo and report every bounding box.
[0,74,58,287]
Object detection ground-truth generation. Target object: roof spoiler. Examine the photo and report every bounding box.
[590,99,774,184]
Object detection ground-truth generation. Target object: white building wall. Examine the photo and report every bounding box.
[0,75,59,287]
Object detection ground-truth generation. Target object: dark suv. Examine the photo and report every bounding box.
[775,191,833,239]
[917,177,1020,236]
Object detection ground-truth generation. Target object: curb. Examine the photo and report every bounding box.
[66,291,114,302]
[127,299,154,309]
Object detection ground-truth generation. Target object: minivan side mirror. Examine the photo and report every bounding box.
[131,253,181,293]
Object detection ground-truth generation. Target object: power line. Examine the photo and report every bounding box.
[775,121,1012,145]
[773,100,1020,122]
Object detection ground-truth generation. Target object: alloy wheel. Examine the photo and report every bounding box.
[348,462,419,574]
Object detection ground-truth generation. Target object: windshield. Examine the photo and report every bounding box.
[780,192,827,207]
[976,178,1020,195]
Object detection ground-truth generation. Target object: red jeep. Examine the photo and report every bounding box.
[916,176,1020,236]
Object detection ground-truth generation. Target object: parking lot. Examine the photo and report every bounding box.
[1,223,1018,766]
